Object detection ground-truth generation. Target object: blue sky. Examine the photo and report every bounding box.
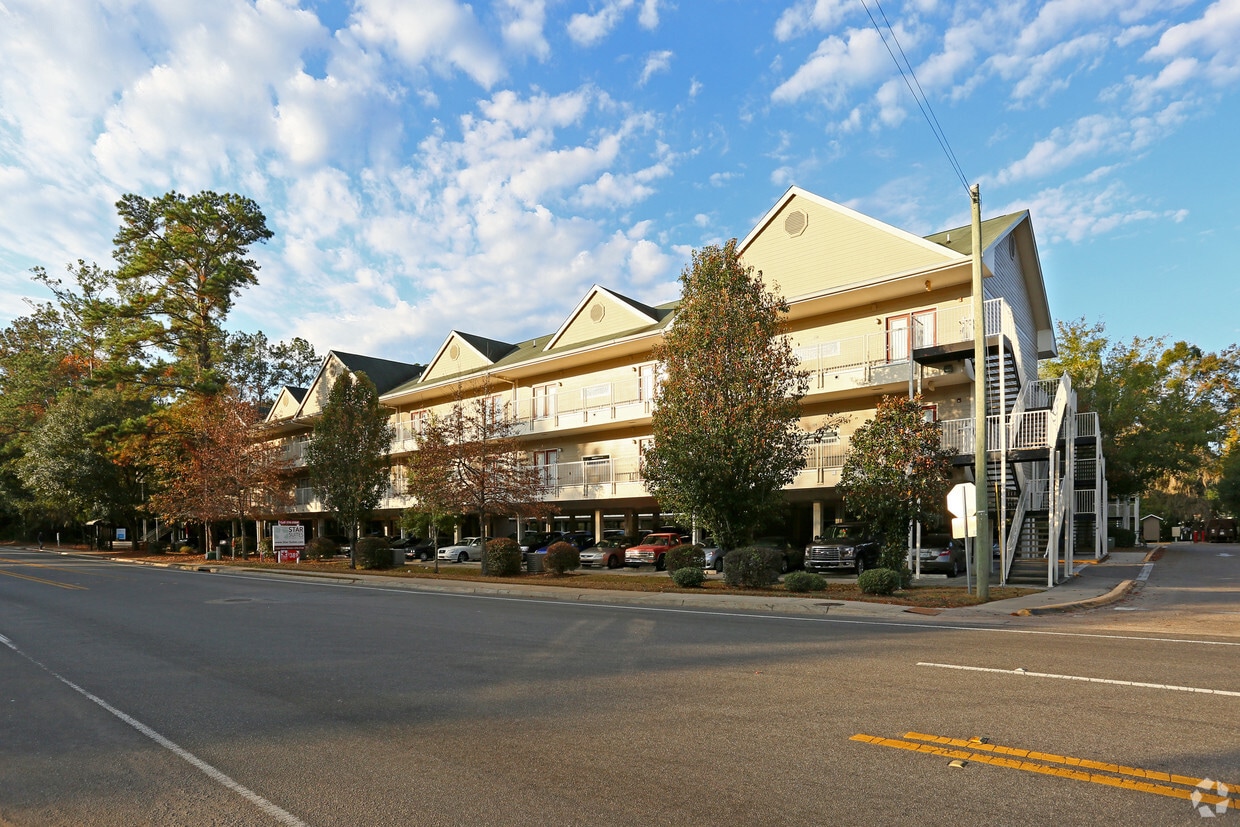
[2,0,1237,364]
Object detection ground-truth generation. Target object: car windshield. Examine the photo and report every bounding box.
[642,536,670,546]
[824,525,859,540]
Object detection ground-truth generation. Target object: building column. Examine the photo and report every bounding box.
[315,518,326,540]
[625,510,638,538]
[812,501,825,540]
[594,509,603,541]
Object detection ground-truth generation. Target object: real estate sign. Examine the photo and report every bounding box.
[273,521,304,563]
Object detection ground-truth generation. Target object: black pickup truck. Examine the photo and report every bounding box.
[803,523,881,575]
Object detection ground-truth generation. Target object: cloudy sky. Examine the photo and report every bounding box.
[2,0,1238,364]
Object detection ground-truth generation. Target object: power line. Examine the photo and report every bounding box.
[859,0,970,194]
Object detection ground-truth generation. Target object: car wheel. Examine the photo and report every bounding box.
[606,555,620,569]
[457,551,468,563]
[780,557,790,574]
[655,555,665,572]
[855,557,866,576]
[714,559,724,573]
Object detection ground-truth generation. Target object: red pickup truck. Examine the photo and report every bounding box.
[623,533,686,571]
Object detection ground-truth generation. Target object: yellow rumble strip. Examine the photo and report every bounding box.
[850,732,1238,812]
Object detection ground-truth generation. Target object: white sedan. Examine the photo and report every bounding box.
[438,537,486,563]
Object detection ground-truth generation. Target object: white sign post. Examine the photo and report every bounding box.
[947,483,978,591]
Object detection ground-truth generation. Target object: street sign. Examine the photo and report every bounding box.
[947,482,977,539]
[272,522,305,549]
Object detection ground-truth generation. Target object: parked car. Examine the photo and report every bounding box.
[624,532,686,570]
[804,523,881,575]
[916,533,967,577]
[702,543,726,572]
[580,539,627,568]
[438,537,487,563]
[517,531,563,553]
[752,536,803,573]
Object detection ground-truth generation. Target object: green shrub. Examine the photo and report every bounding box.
[671,566,706,587]
[543,540,581,575]
[784,571,827,593]
[177,544,197,555]
[723,547,778,588]
[356,536,395,569]
[486,537,522,576]
[857,568,902,595]
[257,537,273,559]
[666,544,706,573]
[303,536,338,561]
[147,540,168,555]
[232,536,256,558]
[1108,526,1136,549]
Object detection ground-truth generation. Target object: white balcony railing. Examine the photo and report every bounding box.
[794,298,1015,393]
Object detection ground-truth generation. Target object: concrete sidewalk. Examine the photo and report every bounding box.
[51,545,1156,621]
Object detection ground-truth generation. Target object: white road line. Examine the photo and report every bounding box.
[1137,562,1154,581]
[917,661,1240,697]
[0,634,309,826]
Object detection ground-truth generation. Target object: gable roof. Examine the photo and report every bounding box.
[418,331,518,384]
[543,285,663,351]
[924,211,1026,255]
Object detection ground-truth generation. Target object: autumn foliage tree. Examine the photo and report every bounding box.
[642,240,821,551]
[147,389,289,553]
[838,394,953,577]
[408,382,553,573]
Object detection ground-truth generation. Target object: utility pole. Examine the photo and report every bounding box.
[971,184,990,600]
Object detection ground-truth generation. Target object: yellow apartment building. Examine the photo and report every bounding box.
[261,186,1104,586]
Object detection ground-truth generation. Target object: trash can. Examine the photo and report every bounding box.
[525,551,544,573]
[206,548,219,561]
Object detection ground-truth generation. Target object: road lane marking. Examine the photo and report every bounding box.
[1137,562,1154,581]
[916,661,1240,697]
[0,634,308,826]
[0,568,87,590]
[901,732,1240,791]
[851,732,1238,811]
[0,554,110,578]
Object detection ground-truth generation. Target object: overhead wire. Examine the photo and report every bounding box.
[858,0,970,193]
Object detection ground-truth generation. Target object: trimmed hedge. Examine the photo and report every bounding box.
[783,571,827,593]
[356,536,395,569]
[486,537,522,576]
[666,544,706,573]
[722,547,779,588]
[670,566,706,588]
[858,568,902,595]
[543,540,581,575]
[1108,526,1136,549]
[303,536,338,561]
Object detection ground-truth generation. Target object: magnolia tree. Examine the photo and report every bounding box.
[838,394,952,577]
[642,240,834,551]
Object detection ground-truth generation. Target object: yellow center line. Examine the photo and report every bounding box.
[0,567,88,590]
[902,731,1239,791]
[851,733,1237,811]
[0,555,109,577]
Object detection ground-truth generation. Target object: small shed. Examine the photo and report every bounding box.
[1141,514,1163,544]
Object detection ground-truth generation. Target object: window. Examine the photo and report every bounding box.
[484,394,506,424]
[638,364,659,402]
[921,405,938,423]
[534,449,558,488]
[532,383,558,419]
[583,382,611,409]
[886,315,910,362]
[583,454,612,485]
[410,409,429,435]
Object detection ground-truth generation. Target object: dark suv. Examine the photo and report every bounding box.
[804,523,881,575]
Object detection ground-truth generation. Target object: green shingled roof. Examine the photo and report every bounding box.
[925,211,1026,255]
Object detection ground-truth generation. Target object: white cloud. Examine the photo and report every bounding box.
[498,0,550,60]
[994,115,1123,185]
[639,50,673,86]
[773,0,852,42]
[1014,180,1188,244]
[348,0,504,87]
[567,0,634,46]
[771,26,893,106]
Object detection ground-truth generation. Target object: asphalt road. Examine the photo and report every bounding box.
[1,547,1237,826]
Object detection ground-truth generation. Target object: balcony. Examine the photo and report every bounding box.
[793,299,1015,395]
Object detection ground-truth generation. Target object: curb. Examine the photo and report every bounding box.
[1011,578,1138,616]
